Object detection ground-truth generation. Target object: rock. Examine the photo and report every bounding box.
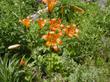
[98,0,107,10]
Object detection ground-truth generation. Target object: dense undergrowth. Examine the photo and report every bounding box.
[0,0,110,82]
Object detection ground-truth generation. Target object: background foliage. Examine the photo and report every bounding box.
[0,0,110,82]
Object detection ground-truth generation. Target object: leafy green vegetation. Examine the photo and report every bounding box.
[0,0,110,82]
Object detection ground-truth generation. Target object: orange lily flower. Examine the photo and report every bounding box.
[49,18,57,25]
[48,0,57,13]
[19,18,31,29]
[52,45,59,52]
[42,0,57,13]
[49,18,61,25]
[57,30,63,36]
[42,32,62,51]
[37,18,46,29]
[20,58,26,65]
[49,18,62,31]
[50,23,61,31]
[64,25,79,38]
